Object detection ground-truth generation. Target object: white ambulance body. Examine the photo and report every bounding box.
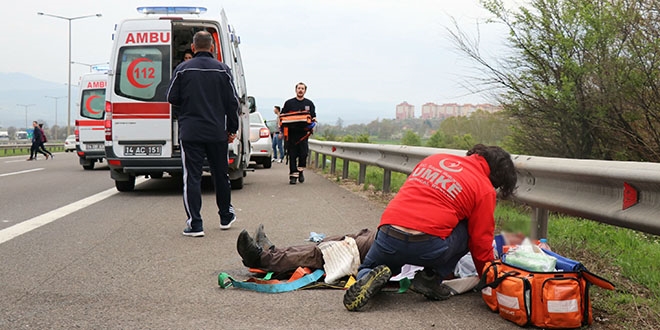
[105,7,254,192]
[75,71,107,170]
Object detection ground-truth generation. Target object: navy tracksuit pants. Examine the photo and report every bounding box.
[180,141,233,231]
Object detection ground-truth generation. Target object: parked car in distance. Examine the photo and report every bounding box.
[249,112,273,168]
[64,135,76,152]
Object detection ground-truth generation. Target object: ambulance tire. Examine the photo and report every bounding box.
[262,159,272,169]
[115,176,136,192]
[230,177,244,190]
[82,163,95,170]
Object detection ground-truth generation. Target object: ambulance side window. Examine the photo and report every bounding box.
[80,89,105,120]
[115,46,170,102]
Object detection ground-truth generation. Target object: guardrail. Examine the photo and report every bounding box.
[308,139,660,239]
[0,142,65,156]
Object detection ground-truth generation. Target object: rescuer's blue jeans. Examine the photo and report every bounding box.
[357,221,469,280]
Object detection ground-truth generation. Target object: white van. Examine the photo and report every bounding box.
[75,71,107,170]
[104,6,254,192]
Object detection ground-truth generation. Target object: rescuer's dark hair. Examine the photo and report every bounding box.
[467,144,517,199]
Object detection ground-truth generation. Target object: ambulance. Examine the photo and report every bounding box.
[75,71,107,170]
[104,6,254,192]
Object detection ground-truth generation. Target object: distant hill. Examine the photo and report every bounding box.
[0,72,395,129]
[0,72,71,129]
[0,72,65,91]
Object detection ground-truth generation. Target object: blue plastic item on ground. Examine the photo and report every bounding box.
[541,249,586,272]
[308,232,326,243]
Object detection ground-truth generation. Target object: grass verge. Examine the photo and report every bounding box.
[0,144,65,157]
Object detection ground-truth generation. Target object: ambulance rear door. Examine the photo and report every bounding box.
[108,19,173,158]
[77,72,107,155]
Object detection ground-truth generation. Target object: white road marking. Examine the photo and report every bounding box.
[0,177,148,245]
[5,159,33,164]
[0,168,44,177]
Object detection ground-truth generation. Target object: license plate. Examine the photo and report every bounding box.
[124,145,162,156]
[86,143,103,151]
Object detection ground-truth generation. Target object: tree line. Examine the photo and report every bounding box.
[2,125,68,142]
[315,110,512,150]
[447,0,660,162]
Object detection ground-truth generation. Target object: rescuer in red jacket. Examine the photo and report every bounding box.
[343,144,517,312]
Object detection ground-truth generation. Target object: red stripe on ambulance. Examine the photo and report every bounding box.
[77,120,104,127]
[111,102,170,119]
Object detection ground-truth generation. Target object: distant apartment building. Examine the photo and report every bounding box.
[410,102,502,120]
[395,102,415,119]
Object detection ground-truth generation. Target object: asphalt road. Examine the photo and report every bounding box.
[0,152,563,329]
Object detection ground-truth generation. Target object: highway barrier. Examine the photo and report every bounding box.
[0,142,65,156]
[308,139,660,239]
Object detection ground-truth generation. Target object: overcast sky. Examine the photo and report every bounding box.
[1,0,516,123]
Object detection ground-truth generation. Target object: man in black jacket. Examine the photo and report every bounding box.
[281,82,316,184]
[167,31,240,237]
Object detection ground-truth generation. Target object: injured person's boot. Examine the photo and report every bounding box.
[254,223,274,251]
[237,230,263,268]
[409,268,451,301]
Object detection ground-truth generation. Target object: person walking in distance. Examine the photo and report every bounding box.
[37,123,53,159]
[271,106,284,163]
[27,121,48,161]
[281,82,316,184]
[166,31,240,237]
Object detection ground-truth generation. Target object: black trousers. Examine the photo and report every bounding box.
[180,141,233,231]
[287,138,308,175]
[30,142,47,159]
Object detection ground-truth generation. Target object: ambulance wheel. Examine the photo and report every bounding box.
[115,176,136,192]
[82,163,95,170]
[230,177,244,190]
[262,159,272,169]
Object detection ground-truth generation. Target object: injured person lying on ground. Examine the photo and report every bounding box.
[236,224,524,297]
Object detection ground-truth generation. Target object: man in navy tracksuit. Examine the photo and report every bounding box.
[167,31,240,237]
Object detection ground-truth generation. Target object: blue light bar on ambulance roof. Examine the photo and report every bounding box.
[136,7,207,15]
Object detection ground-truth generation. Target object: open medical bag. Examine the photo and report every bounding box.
[478,250,614,328]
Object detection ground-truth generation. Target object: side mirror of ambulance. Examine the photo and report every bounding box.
[247,96,257,113]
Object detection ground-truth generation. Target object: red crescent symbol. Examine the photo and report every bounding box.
[85,95,102,115]
[126,57,154,88]
[439,159,463,173]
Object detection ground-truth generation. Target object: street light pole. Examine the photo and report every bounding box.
[44,95,66,128]
[37,12,102,137]
[17,104,36,130]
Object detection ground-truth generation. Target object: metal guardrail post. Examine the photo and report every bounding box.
[358,164,367,185]
[314,152,319,168]
[342,159,350,179]
[330,156,337,175]
[529,207,549,241]
[322,154,327,170]
[383,169,392,193]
